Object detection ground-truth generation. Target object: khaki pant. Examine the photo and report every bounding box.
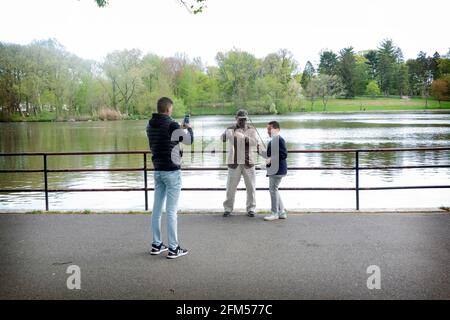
[223,165,256,213]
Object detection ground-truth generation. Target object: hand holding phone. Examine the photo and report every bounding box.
[182,114,192,129]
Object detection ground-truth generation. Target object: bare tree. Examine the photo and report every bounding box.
[103,49,142,115]
[316,74,345,111]
[304,78,319,112]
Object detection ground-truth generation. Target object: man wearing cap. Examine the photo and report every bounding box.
[221,109,258,217]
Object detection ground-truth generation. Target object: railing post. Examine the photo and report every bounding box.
[43,154,49,211]
[144,153,148,211]
[223,140,227,165]
[355,151,360,211]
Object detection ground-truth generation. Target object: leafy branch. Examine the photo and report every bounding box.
[93,0,207,14]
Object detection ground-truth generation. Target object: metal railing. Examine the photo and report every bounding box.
[1,147,450,211]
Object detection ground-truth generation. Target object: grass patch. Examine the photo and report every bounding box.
[306,97,450,112]
[191,97,450,115]
[27,111,56,122]
[28,210,44,214]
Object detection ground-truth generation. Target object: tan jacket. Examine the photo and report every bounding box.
[221,124,258,169]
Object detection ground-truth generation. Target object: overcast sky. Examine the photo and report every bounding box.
[1,0,449,69]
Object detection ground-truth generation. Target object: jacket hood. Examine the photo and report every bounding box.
[148,113,171,128]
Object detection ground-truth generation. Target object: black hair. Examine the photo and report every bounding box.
[157,97,173,113]
[268,121,280,129]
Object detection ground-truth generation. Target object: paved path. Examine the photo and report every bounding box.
[0,213,449,299]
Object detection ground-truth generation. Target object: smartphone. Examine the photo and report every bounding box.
[183,114,190,125]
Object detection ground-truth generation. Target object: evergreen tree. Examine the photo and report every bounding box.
[377,39,398,95]
[301,61,315,90]
[363,50,378,80]
[318,50,338,75]
[338,47,357,98]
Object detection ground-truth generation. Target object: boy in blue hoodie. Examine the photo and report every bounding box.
[258,121,288,221]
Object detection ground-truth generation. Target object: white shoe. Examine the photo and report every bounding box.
[279,212,287,219]
[264,214,279,221]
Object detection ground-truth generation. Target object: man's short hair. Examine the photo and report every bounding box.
[157,97,173,113]
[268,121,280,129]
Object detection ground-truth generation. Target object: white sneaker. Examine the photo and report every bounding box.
[264,214,279,221]
[279,212,287,219]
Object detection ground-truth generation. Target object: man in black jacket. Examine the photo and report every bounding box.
[146,97,193,259]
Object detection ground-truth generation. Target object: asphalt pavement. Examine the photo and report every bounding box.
[0,212,449,299]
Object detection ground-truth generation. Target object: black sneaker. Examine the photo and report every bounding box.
[223,211,232,217]
[167,246,189,259]
[247,211,255,217]
[150,243,168,255]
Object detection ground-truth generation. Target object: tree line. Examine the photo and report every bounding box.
[303,40,450,109]
[0,38,449,121]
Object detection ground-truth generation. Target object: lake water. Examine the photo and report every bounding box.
[1,112,450,211]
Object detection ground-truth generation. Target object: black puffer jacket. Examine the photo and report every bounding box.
[146,113,194,171]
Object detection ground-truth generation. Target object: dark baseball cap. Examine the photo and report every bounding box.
[235,109,248,119]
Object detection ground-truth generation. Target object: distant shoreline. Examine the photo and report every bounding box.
[2,108,450,123]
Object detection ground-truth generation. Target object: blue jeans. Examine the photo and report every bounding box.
[151,170,181,251]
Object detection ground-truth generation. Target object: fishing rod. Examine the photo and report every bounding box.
[247,116,267,149]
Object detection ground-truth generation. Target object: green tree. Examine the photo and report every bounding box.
[397,63,409,96]
[301,61,315,90]
[430,79,449,106]
[437,58,450,76]
[354,55,370,95]
[215,49,258,106]
[406,58,421,96]
[376,39,402,95]
[261,53,282,76]
[198,66,220,103]
[365,80,381,98]
[430,52,441,79]
[255,75,282,113]
[74,72,106,116]
[0,43,22,117]
[35,39,74,119]
[285,79,302,112]
[363,50,378,80]
[338,47,357,98]
[177,63,203,112]
[21,41,55,115]
[278,49,298,90]
[414,52,434,106]
[103,49,143,115]
[318,50,338,75]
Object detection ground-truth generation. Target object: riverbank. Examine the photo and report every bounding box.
[2,97,450,122]
[1,207,448,215]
